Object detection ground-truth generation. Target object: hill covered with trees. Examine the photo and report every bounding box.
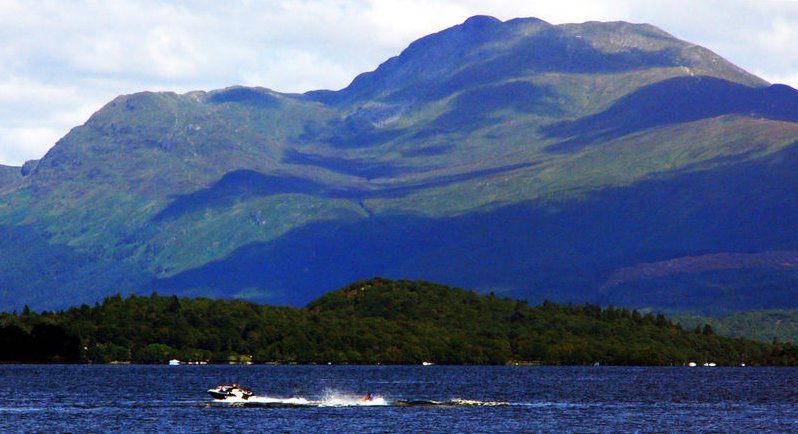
[1,279,796,365]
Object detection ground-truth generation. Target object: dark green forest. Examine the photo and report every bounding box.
[2,278,797,365]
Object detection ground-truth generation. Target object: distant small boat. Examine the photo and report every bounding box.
[688,362,697,367]
[422,361,434,366]
[168,359,181,366]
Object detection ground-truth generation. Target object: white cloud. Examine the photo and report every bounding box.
[0,126,63,166]
[362,0,471,45]
[239,48,359,92]
[0,0,797,165]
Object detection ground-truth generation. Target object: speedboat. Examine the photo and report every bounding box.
[207,384,255,400]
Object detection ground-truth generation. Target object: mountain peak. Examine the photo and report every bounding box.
[461,14,502,28]
[312,16,765,108]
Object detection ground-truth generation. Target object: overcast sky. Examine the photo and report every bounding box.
[1,0,797,166]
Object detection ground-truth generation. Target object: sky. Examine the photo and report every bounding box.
[1,0,797,166]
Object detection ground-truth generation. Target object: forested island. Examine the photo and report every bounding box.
[1,278,796,365]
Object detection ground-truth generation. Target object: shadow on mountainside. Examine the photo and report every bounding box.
[207,87,282,109]
[0,225,152,312]
[542,76,798,153]
[152,142,798,313]
[152,162,539,222]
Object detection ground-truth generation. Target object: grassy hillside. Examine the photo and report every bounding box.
[2,278,795,365]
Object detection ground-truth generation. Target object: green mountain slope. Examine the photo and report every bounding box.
[1,16,798,313]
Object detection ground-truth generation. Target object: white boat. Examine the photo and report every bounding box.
[168,359,181,366]
[207,384,255,400]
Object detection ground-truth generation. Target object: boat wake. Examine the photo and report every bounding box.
[208,393,508,408]
[206,384,509,408]
[394,399,509,407]
[209,391,388,407]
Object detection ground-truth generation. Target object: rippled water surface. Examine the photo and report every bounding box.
[1,365,796,432]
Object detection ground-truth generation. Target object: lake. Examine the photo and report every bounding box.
[1,365,796,432]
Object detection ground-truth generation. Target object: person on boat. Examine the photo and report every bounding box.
[361,392,374,402]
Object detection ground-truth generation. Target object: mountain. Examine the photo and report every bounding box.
[2,16,798,313]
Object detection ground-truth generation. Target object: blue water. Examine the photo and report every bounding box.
[1,365,796,432]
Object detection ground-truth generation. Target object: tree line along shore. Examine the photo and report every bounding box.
[2,278,796,365]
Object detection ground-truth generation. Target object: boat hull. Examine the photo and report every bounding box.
[207,389,231,400]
